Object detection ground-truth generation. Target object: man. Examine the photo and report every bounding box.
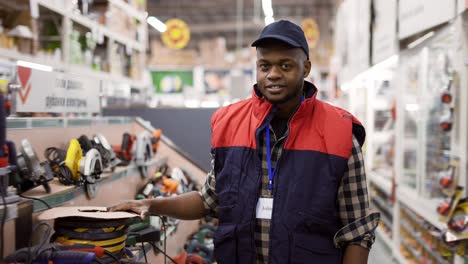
[109,20,380,264]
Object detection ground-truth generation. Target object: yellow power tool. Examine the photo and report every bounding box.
[65,139,103,198]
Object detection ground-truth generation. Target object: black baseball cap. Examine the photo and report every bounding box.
[251,20,309,59]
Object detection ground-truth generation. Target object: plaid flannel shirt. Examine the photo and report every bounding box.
[200,126,380,263]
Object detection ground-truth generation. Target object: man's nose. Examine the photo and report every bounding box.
[267,66,282,80]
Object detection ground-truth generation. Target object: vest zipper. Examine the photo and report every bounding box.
[267,103,303,264]
[253,107,276,263]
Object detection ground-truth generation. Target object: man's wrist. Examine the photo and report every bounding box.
[145,197,163,215]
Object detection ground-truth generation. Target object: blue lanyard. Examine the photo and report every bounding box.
[266,128,274,190]
[265,96,304,191]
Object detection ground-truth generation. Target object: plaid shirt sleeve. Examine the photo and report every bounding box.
[198,156,218,215]
[334,135,380,250]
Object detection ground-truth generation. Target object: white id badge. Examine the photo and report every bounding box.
[256,198,273,219]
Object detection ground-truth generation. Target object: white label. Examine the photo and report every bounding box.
[256,198,273,219]
[16,66,100,113]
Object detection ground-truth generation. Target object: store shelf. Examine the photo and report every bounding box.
[393,250,409,264]
[0,47,147,89]
[68,64,148,89]
[375,227,392,250]
[401,206,424,228]
[108,0,147,21]
[397,185,445,230]
[400,219,450,264]
[36,0,145,52]
[379,211,393,229]
[368,170,392,196]
[400,239,423,263]
[371,195,393,218]
[0,47,62,69]
[22,157,168,212]
[7,116,133,130]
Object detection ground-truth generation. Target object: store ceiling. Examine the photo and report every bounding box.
[147,0,340,51]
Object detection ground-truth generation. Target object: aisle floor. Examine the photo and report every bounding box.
[369,233,397,264]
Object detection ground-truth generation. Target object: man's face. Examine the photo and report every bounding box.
[256,42,311,105]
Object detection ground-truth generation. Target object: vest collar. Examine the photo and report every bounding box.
[252,81,319,120]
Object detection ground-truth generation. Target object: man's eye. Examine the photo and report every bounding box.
[281,64,291,70]
[259,64,269,70]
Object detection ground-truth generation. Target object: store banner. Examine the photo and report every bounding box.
[372,0,397,65]
[151,70,193,94]
[399,0,456,40]
[16,66,100,113]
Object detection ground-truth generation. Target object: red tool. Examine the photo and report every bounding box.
[112,132,135,166]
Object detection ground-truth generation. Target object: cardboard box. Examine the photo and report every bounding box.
[148,40,197,66]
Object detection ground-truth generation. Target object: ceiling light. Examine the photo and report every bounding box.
[17,60,53,72]
[147,16,167,33]
[262,0,274,17]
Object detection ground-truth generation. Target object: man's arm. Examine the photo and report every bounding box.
[109,157,219,220]
[334,136,380,264]
[343,245,369,264]
[148,191,207,219]
[108,191,208,220]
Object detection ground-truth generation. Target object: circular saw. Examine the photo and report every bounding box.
[16,139,53,193]
[65,139,103,198]
[133,131,154,178]
[93,133,121,172]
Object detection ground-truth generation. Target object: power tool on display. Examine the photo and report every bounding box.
[14,139,54,193]
[0,94,19,204]
[93,133,121,171]
[65,138,103,198]
[113,132,135,166]
[151,129,162,154]
[133,131,154,178]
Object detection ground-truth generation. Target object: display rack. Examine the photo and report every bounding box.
[335,11,468,264]
[0,0,149,89]
[22,157,167,212]
[368,170,392,196]
[3,116,208,262]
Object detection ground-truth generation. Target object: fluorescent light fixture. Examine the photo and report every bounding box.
[262,0,274,17]
[405,103,419,112]
[407,31,434,49]
[17,60,53,72]
[265,16,275,25]
[147,16,167,33]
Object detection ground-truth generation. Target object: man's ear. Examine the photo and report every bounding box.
[303,60,311,78]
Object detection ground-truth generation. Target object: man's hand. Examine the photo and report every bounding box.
[107,200,150,219]
[107,192,208,220]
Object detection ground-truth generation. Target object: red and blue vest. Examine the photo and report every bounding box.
[210,81,365,264]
